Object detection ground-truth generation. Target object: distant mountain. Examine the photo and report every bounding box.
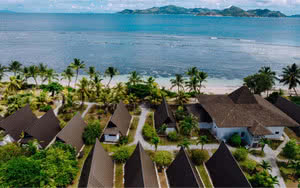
[118,5,286,17]
[0,10,15,13]
[290,14,300,17]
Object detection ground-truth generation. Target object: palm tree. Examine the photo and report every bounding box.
[28,65,39,86]
[176,91,189,105]
[45,69,58,84]
[69,58,85,88]
[76,77,90,106]
[61,67,74,87]
[0,64,7,81]
[170,74,185,93]
[197,71,208,93]
[259,138,270,154]
[151,136,160,151]
[186,67,198,77]
[128,71,143,86]
[105,67,119,88]
[6,76,21,94]
[38,63,48,84]
[179,115,198,136]
[280,63,300,96]
[22,67,30,83]
[197,135,208,150]
[87,66,96,80]
[185,76,199,93]
[260,160,272,171]
[177,138,191,150]
[157,124,167,135]
[8,61,22,76]
[93,74,103,97]
[128,93,139,111]
[270,175,279,186]
[259,66,277,96]
[146,76,156,88]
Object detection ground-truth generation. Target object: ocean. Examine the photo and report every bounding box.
[0,13,300,81]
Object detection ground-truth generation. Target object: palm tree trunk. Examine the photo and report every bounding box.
[68,79,71,88]
[107,77,112,88]
[34,77,38,87]
[293,87,298,96]
[74,70,79,88]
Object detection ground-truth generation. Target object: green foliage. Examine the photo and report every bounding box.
[282,139,300,160]
[244,73,273,95]
[229,133,241,147]
[167,131,180,141]
[153,151,173,168]
[177,138,191,150]
[41,82,63,97]
[40,104,52,112]
[239,159,257,175]
[266,90,284,104]
[151,136,160,151]
[82,120,102,145]
[118,136,129,146]
[142,124,157,141]
[191,149,209,165]
[112,146,131,163]
[250,170,279,187]
[0,143,26,165]
[233,148,248,161]
[290,96,300,105]
[179,114,198,136]
[175,106,187,121]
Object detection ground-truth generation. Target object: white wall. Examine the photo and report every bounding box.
[199,122,213,129]
[104,134,120,142]
[0,134,15,146]
[265,127,284,139]
[166,128,176,134]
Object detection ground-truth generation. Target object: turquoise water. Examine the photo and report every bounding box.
[0,13,300,79]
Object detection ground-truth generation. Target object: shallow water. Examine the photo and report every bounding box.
[0,13,300,80]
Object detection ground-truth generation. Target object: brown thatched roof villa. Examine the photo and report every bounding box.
[205,142,251,187]
[166,147,204,188]
[124,142,159,188]
[188,86,299,147]
[78,139,114,188]
[154,98,177,133]
[103,101,132,142]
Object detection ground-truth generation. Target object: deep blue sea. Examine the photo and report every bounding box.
[0,13,300,79]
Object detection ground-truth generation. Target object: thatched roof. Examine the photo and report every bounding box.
[106,101,132,136]
[154,98,176,129]
[124,142,159,188]
[248,121,272,136]
[205,142,251,188]
[274,97,300,124]
[197,86,299,128]
[22,109,61,148]
[56,113,86,153]
[78,139,114,188]
[166,147,204,188]
[0,105,37,141]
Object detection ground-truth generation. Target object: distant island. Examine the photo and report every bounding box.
[0,10,15,13]
[291,14,300,17]
[118,5,287,17]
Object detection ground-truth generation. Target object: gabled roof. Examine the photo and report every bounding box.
[166,147,204,188]
[78,139,114,188]
[22,109,61,148]
[154,98,176,129]
[124,142,159,188]
[197,86,299,128]
[274,97,300,124]
[205,142,251,188]
[248,121,272,136]
[56,113,86,153]
[0,105,37,141]
[108,101,131,136]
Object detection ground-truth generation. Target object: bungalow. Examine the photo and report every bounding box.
[0,105,37,146]
[154,98,177,134]
[274,97,300,136]
[20,109,61,149]
[124,142,159,188]
[78,139,114,188]
[205,142,251,187]
[189,86,299,147]
[166,147,204,188]
[103,101,132,142]
[56,113,86,154]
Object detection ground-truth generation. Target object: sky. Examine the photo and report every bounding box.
[0,0,300,15]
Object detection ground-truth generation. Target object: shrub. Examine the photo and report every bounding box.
[0,143,26,165]
[82,120,102,145]
[142,124,157,141]
[229,133,241,147]
[233,148,248,161]
[282,139,299,160]
[112,147,131,163]
[191,149,209,165]
[133,106,142,115]
[153,151,173,168]
[167,131,180,142]
[175,106,187,121]
[40,105,52,112]
[239,159,257,175]
[118,136,129,146]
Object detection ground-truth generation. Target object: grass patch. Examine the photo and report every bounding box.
[145,112,154,126]
[284,128,300,142]
[196,164,213,188]
[68,145,93,188]
[269,139,284,150]
[84,105,111,129]
[115,163,124,188]
[249,150,265,157]
[128,117,139,144]
[101,144,136,154]
[277,161,299,188]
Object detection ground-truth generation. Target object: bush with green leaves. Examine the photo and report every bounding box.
[191,149,209,165]
[0,143,27,165]
[142,124,157,141]
[249,170,278,188]
[82,120,102,145]
[233,148,248,161]
[239,159,257,175]
[118,136,129,146]
[282,139,299,160]
[153,151,173,168]
[229,133,241,147]
[175,106,187,121]
[112,146,131,163]
[167,131,180,142]
[40,104,52,112]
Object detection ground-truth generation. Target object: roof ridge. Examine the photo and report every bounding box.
[163,98,171,118]
[137,142,146,187]
[181,148,202,186]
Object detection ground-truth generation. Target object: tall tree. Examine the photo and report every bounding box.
[61,67,74,87]
[87,66,96,80]
[22,67,30,83]
[186,67,198,77]
[259,66,277,96]
[170,74,185,93]
[177,138,191,150]
[8,61,22,77]
[197,135,208,150]
[259,138,270,154]
[28,65,39,86]
[76,77,90,106]
[244,73,272,95]
[105,67,119,87]
[176,91,189,105]
[69,58,85,88]
[151,136,160,151]
[280,63,300,96]
[185,76,199,93]
[38,63,48,84]
[197,71,208,93]
[128,71,142,86]
[45,68,58,84]
[260,160,272,171]
[6,76,21,94]
[0,64,7,81]
[146,76,156,88]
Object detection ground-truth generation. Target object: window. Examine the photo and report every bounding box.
[275,131,279,134]
[241,132,245,137]
[109,134,115,136]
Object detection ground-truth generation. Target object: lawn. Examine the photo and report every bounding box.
[277,161,299,188]
[196,164,213,188]
[68,145,93,188]
[115,163,124,188]
[284,128,300,142]
[269,139,284,150]
[128,117,139,143]
[84,104,111,129]
[145,112,154,126]
[101,144,136,154]
[249,149,265,157]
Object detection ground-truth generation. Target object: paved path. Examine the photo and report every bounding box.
[53,100,62,116]
[53,100,95,118]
